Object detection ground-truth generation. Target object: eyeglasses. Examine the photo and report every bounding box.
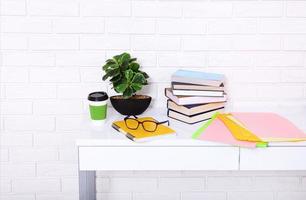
[124,115,170,132]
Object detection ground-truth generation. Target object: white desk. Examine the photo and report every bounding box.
[76,108,306,200]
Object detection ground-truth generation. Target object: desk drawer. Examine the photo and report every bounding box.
[240,147,306,170]
[78,146,239,171]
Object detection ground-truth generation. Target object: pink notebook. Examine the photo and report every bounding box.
[232,113,306,142]
[198,117,257,148]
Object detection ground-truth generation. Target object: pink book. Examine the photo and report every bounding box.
[231,113,306,142]
[197,116,257,148]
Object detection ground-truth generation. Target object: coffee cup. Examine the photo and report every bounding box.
[88,91,108,123]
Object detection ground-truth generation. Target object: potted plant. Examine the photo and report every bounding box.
[102,52,151,115]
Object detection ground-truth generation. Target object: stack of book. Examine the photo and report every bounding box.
[165,70,227,124]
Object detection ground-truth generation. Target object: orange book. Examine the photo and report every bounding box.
[112,117,176,142]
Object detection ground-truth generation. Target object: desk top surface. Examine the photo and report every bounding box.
[76,107,306,147]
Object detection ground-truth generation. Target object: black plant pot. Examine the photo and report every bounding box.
[110,95,152,116]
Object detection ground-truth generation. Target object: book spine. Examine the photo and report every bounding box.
[112,124,135,142]
[180,98,226,106]
[168,107,225,117]
[171,82,175,90]
[172,90,224,97]
[172,76,221,87]
[165,88,178,104]
[125,133,136,141]
[168,114,211,125]
[166,99,170,109]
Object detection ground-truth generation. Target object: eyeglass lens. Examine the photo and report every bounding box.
[142,121,158,132]
[125,116,169,132]
[125,118,139,129]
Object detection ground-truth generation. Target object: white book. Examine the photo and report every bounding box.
[172,89,224,97]
[168,108,224,124]
[165,88,227,105]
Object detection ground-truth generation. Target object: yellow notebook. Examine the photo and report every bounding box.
[112,117,176,142]
[217,113,263,142]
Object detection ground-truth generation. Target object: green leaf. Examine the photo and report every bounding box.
[117,53,130,70]
[131,83,142,91]
[102,73,110,81]
[123,86,134,98]
[131,73,145,84]
[113,80,122,91]
[102,63,119,71]
[115,83,128,93]
[119,53,131,64]
[113,77,127,88]
[129,62,140,71]
[103,63,118,71]
[103,68,120,80]
[110,74,122,83]
[107,68,119,75]
[120,60,129,71]
[140,71,149,78]
[113,55,121,62]
[125,69,134,81]
[109,63,119,69]
[129,58,137,62]
[102,63,111,70]
[105,59,116,64]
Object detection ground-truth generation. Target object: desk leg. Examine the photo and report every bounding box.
[79,171,96,200]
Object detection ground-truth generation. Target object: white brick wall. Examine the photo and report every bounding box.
[95,171,306,200]
[1,0,306,199]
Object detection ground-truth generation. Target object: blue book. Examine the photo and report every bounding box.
[171,70,225,87]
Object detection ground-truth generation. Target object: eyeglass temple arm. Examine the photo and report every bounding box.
[125,115,138,119]
[157,120,170,126]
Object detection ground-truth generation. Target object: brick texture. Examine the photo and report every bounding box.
[1,0,306,199]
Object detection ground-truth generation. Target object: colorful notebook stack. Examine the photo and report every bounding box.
[193,112,306,148]
[165,70,227,124]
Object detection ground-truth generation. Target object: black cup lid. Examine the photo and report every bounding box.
[88,91,108,101]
